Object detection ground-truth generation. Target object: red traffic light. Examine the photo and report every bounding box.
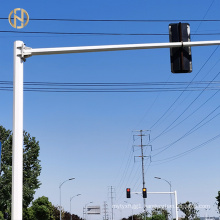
[126,188,131,198]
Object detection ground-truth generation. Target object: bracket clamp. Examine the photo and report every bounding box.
[18,44,32,62]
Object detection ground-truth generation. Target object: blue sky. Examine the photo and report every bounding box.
[1,0,220,219]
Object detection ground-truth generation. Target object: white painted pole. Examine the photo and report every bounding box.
[12,40,24,220]
[174,191,178,220]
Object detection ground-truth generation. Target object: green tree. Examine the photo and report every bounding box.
[51,205,82,220]
[151,207,170,220]
[70,213,83,220]
[51,205,60,220]
[23,207,35,220]
[178,201,199,220]
[151,215,166,220]
[29,196,54,220]
[122,214,144,220]
[216,191,220,214]
[0,211,4,220]
[0,125,41,216]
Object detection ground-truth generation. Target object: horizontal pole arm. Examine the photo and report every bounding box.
[22,40,220,58]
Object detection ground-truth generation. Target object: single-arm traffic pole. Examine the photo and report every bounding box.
[12,40,24,220]
[11,38,220,220]
[174,191,178,220]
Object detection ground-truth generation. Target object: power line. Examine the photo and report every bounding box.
[4,80,220,86]
[0,30,168,36]
[2,18,220,22]
[151,132,220,165]
[1,30,220,36]
[152,87,220,153]
[149,46,219,130]
[151,70,220,144]
[192,0,216,40]
[152,103,220,158]
[2,87,220,93]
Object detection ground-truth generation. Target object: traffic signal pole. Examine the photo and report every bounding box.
[12,39,220,220]
[12,41,24,220]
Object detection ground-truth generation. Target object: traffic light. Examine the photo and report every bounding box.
[169,22,192,73]
[142,188,147,198]
[126,188,131,198]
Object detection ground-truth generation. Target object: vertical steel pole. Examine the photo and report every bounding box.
[12,40,24,220]
[140,130,146,218]
[174,191,178,220]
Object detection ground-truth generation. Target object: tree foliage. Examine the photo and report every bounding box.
[27,196,54,220]
[0,125,41,216]
[151,207,169,220]
[23,197,83,220]
[122,208,169,220]
[178,201,199,220]
[0,212,3,220]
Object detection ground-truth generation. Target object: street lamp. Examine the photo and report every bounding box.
[154,177,173,220]
[70,194,81,220]
[124,201,133,220]
[84,202,93,220]
[59,178,75,220]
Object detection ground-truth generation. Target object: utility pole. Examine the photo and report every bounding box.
[133,130,151,218]
[108,186,115,220]
[103,201,109,220]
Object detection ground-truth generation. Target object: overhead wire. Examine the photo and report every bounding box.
[141,1,217,181]
[149,46,219,130]
[2,30,220,36]
[2,80,220,93]
[151,67,220,145]
[152,102,220,158]
[2,17,220,22]
[191,0,216,40]
[149,0,218,131]
[152,87,220,152]
[151,132,220,165]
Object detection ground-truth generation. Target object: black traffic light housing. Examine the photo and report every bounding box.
[143,188,147,198]
[126,188,131,198]
[169,22,192,73]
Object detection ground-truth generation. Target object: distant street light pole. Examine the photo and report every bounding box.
[59,178,75,220]
[124,201,133,220]
[70,194,81,220]
[85,202,93,220]
[154,177,173,220]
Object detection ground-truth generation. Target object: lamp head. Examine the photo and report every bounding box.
[154,177,161,179]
